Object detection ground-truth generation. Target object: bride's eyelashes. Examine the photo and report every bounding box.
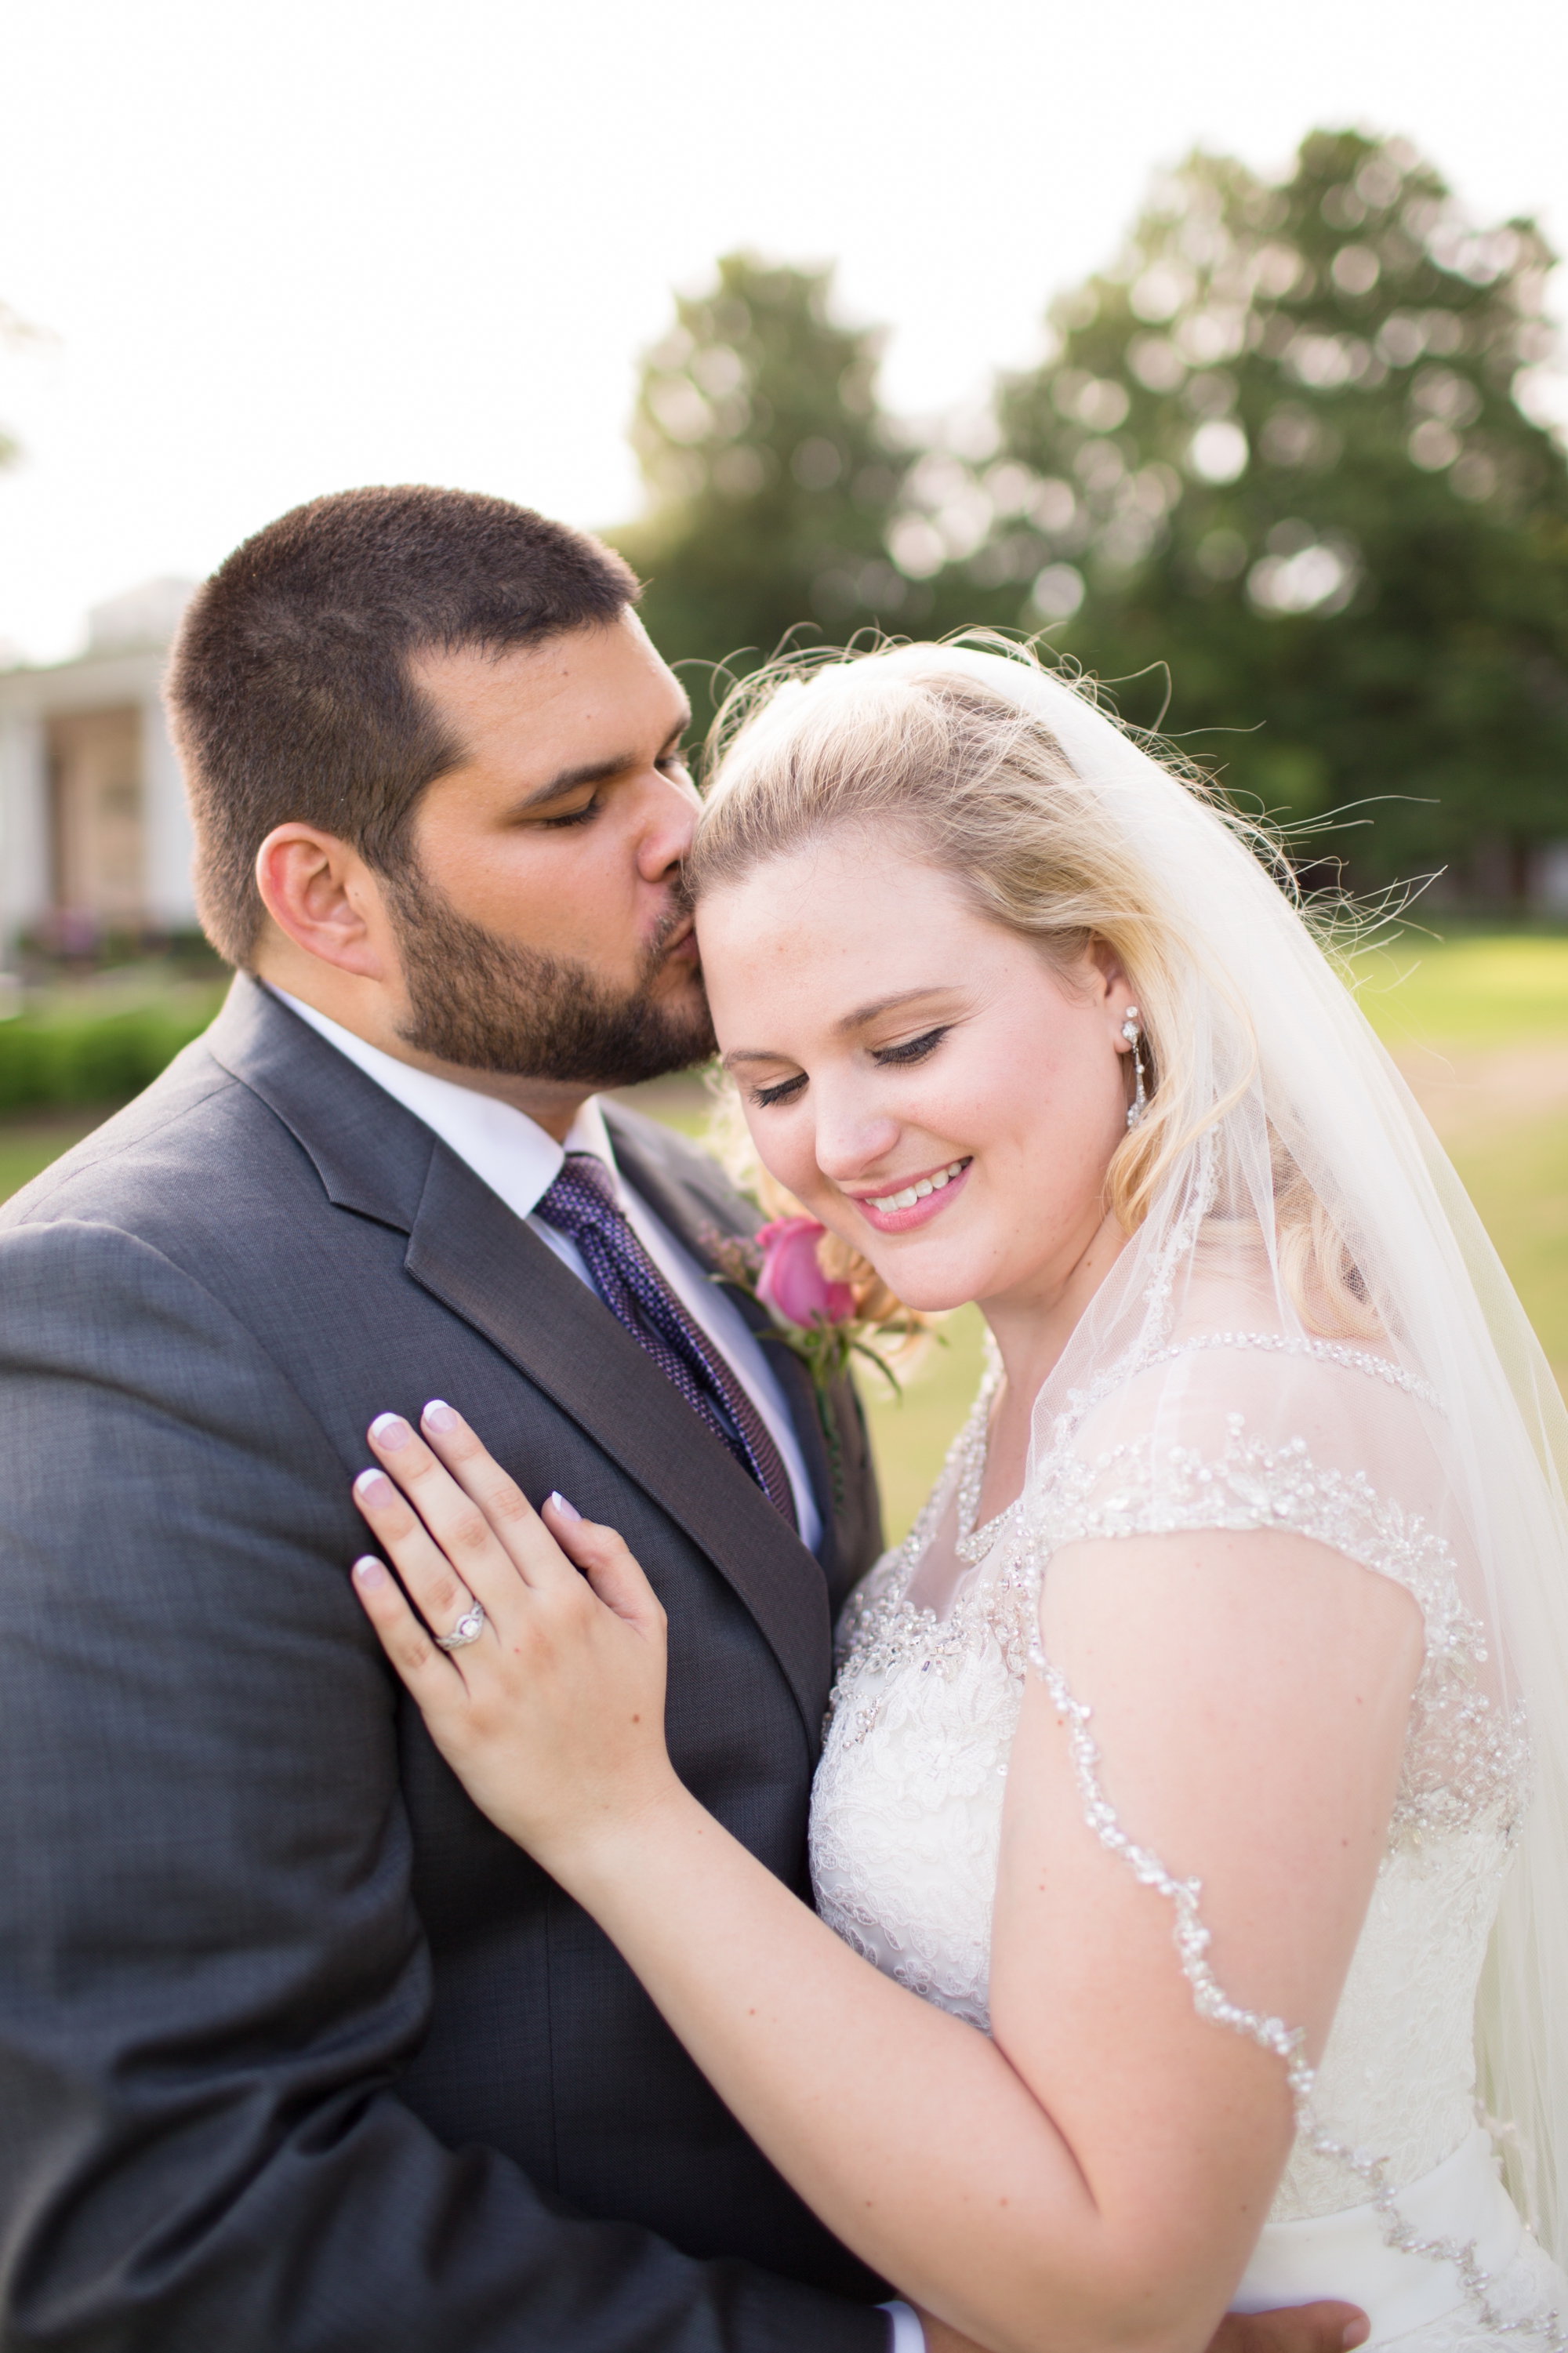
[872,1024,951,1068]
[749,1026,951,1110]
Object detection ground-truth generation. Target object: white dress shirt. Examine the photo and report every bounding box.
[272,990,820,1549]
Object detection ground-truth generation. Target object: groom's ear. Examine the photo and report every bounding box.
[253,824,394,983]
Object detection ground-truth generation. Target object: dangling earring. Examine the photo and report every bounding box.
[1121,1006,1148,1131]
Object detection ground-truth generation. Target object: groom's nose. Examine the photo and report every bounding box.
[633,769,699,884]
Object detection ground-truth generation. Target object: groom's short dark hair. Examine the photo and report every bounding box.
[166,485,640,966]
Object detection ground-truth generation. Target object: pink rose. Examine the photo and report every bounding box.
[754,1216,856,1331]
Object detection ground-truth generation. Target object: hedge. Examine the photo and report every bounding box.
[0,992,228,1114]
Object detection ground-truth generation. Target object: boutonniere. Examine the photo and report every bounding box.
[700,1215,927,1478]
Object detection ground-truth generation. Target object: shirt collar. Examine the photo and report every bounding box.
[268,987,621,1226]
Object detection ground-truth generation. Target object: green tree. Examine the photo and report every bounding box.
[974,131,1568,891]
[608,255,924,732]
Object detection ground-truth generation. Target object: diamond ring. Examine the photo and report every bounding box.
[434,1600,486,1652]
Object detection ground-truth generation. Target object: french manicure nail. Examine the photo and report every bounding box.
[352,1556,387,1588]
[354,1469,394,1505]
[369,1413,411,1449]
[546,1491,583,1523]
[423,1400,458,1433]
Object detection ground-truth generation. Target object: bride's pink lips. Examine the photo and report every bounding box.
[848,1158,971,1236]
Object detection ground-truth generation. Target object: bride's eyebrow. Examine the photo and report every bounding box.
[834,987,955,1035]
[720,1045,792,1071]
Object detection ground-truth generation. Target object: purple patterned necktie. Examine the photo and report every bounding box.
[535,1153,798,1528]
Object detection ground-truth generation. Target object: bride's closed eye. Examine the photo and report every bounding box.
[750,1070,808,1109]
[749,1026,951,1109]
[871,1024,950,1068]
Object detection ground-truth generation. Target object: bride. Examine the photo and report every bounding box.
[343,641,1568,2353]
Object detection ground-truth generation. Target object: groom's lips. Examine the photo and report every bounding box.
[847,1157,972,1236]
[663,920,699,963]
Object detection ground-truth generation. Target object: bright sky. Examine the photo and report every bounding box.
[1,0,1564,664]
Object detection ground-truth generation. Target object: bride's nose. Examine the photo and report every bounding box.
[811,1087,902,1186]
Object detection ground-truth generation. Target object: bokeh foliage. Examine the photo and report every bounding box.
[608,256,919,733]
[612,135,1568,890]
[987,130,1568,886]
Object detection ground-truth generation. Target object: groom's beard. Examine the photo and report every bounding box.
[387,865,717,1087]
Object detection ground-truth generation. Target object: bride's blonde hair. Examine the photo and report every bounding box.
[689,636,1376,1339]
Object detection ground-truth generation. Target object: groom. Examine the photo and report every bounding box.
[0,487,1363,2353]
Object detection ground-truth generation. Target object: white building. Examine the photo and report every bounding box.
[0,579,198,953]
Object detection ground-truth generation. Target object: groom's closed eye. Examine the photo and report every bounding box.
[539,793,606,830]
[533,751,685,832]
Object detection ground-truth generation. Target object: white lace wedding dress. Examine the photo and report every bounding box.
[810,1327,1568,2352]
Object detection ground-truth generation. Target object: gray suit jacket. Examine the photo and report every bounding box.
[0,975,890,2351]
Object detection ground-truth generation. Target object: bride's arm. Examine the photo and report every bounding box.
[350,1409,1419,2353]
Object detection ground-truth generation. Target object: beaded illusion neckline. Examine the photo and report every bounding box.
[951,1358,1023,1568]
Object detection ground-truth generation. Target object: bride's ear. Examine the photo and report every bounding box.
[1086,937,1132,1030]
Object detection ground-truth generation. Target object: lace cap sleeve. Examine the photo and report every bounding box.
[1023,1331,1477,1655]
[1025,1322,1529,1892]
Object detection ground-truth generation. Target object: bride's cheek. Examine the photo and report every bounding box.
[754,1112,818,1203]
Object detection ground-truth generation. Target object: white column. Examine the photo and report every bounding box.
[140,692,197,930]
[0,711,49,958]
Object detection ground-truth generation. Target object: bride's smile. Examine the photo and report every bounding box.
[700,839,1137,1342]
[847,1157,971,1235]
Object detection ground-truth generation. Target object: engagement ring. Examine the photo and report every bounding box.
[435,1601,486,1651]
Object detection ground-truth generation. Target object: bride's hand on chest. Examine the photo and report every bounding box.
[346,1400,684,1882]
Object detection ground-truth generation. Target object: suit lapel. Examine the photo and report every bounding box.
[403,1146,832,1743]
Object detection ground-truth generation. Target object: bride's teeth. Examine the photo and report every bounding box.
[864,1160,967,1214]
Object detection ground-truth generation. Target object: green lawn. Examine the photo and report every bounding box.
[0,1111,117,1204]
[1348,936,1568,1373]
[855,1306,989,1547]
[1349,932,1568,1051]
[4,935,1566,1549]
